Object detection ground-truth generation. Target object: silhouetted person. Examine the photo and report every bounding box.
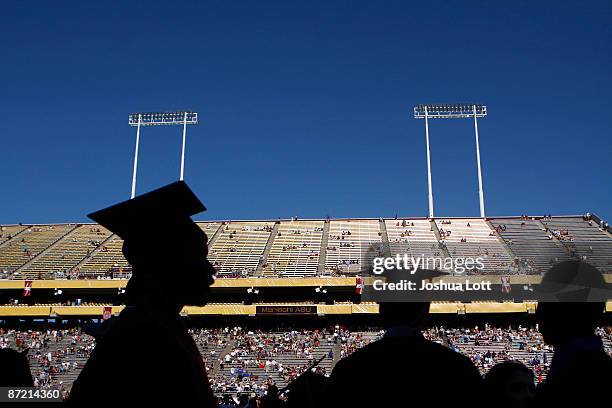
[261,384,283,408]
[0,348,33,387]
[533,261,611,407]
[284,367,328,408]
[484,360,535,408]
[324,302,483,407]
[68,182,217,406]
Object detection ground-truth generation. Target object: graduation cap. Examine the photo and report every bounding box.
[88,181,206,241]
[536,260,610,302]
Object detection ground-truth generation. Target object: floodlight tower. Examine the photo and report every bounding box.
[127,111,198,198]
[413,104,488,218]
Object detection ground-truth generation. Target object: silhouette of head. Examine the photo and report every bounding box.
[379,302,430,329]
[0,349,33,387]
[536,261,606,346]
[484,361,535,408]
[88,181,216,307]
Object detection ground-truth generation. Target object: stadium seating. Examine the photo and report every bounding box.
[324,220,383,275]
[197,222,222,239]
[19,226,113,280]
[446,326,552,379]
[2,325,610,398]
[0,328,94,394]
[0,225,76,276]
[491,217,572,274]
[542,217,612,273]
[76,235,130,278]
[435,219,513,274]
[385,219,441,258]
[0,225,28,245]
[262,221,324,277]
[208,222,274,277]
[215,329,334,390]
[1,216,610,279]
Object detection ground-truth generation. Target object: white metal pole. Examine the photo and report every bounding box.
[130,114,142,199]
[180,112,187,181]
[424,106,434,219]
[473,105,486,218]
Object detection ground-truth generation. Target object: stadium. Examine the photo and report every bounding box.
[2,2,611,407]
[1,213,611,400]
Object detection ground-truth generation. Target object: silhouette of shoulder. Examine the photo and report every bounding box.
[536,346,611,407]
[326,336,482,407]
[68,307,213,406]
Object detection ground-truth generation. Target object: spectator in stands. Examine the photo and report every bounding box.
[534,261,611,407]
[323,300,483,407]
[0,348,33,387]
[68,182,217,407]
[484,360,535,408]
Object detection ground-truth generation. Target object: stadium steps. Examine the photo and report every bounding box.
[330,343,342,369]
[429,219,452,259]
[485,219,517,260]
[0,225,30,250]
[214,339,236,373]
[378,219,392,257]
[542,217,612,273]
[69,232,117,275]
[207,222,224,247]
[590,214,612,238]
[536,219,577,259]
[13,224,80,277]
[256,223,280,276]
[490,217,572,273]
[316,220,330,276]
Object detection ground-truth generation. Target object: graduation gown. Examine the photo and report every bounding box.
[323,330,483,407]
[67,305,217,407]
[534,336,612,408]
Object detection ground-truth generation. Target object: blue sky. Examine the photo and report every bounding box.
[1,1,610,224]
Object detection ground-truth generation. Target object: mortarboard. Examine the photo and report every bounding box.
[87,181,206,240]
[535,260,610,302]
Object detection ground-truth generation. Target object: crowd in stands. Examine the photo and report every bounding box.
[0,328,95,399]
[1,323,610,402]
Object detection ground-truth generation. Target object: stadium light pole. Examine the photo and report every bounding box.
[128,111,198,198]
[414,104,488,218]
[130,114,142,199]
[472,105,486,218]
[424,106,434,219]
[180,111,188,181]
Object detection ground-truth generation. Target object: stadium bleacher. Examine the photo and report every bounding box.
[208,222,274,277]
[262,221,325,278]
[490,217,572,274]
[0,225,76,278]
[76,235,130,278]
[435,218,513,274]
[325,219,383,275]
[541,217,612,273]
[2,325,610,398]
[385,218,442,258]
[1,216,611,279]
[19,226,113,280]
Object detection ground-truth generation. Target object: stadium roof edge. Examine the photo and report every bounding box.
[0,214,601,226]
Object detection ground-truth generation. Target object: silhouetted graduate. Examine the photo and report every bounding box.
[0,348,33,387]
[67,181,217,407]
[324,270,483,408]
[533,261,611,408]
[484,360,535,408]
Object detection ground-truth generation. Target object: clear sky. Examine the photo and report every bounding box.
[1,1,610,224]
